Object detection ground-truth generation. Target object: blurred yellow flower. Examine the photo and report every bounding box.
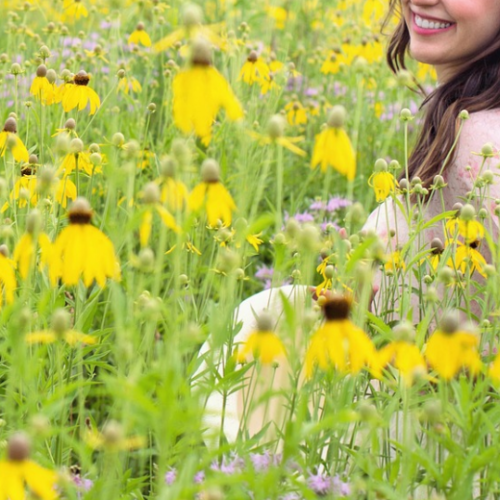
[128,22,152,47]
[117,75,142,95]
[0,249,16,309]
[61,71,100,115]
[368,169,398,202]
[451,240,487,278]
[237,312,285,364]
[0,117,29,163]
[425,313,482,380]
[173,38,244,145]
[14,230,52,280]
[0,433,57,500]
[188,159,236,227]
[239,50,270,86]
[49,198,120,288]
[63,0,88,20]
[311,106,356,180]
[305,296,375,378]
[372,341,426,384]
[285,100,307,126]
[26,329,96,346]
[29,65,54,104]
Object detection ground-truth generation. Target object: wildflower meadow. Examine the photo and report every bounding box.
[1,0,500,499]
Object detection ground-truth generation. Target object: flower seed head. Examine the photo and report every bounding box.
[452,202,463,213]
[51,308,71,335]
[481,142,494,156]
[74,70,90,86]
[36,64,47,77]
[142,182,160,205]
[400,108,413,121]
[3,117,17,133]
[28,154,38,164]
[327,105,346,128]
[64,118,76,130]
[139,248,155,272]
[430,237,444,254]
[247,50,258,63]
[68,197,93,224]
[267,114,286,139]
[374,158,388,172]
[393,320,414,342]
[322,295,351,321]
[182,3,203,26]
[159,155,177,178]
[324,265,335,279]
[459,110,469,120]
[39,45,51,58]
[70,138,84,154]
[7,433,31,462]
[90,152,102,166]
[201,159,220,183]
[256,311,274,332]
[0,245,8,258]
[432,174,445,188]
[439,309,460,335]
[102,420,124,445]
[191,36,212,66]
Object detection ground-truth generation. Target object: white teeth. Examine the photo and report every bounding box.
[415,14,452,30]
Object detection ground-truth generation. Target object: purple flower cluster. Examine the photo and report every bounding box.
[307,471,351,497]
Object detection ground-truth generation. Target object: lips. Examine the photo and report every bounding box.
[410,12,456,35]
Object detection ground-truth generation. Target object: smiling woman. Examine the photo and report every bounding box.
[400,0,500,83]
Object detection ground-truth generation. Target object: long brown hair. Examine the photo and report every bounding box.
[384,1,500,187]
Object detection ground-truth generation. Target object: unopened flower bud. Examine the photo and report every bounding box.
[481,143,494,156]
[482,170,494,184]
[139,248,155,272]
[39,45,51,58]
[437,267,454,285]
[217,248,240,274]
[393,320,414,342]
[117,69,126,79]
[430,237,444,253]
[90,152,102,166]
[324,265,335,279]
[458,110,469,120]
[112,132,125,147]
[26,209,42,234]
[51,308,71,334]
[102,420,124,445]
[147,102,156,113]
[432,175,445,188]
[399,178,409,191]
[400,108,413,121]
[10,63,22,75]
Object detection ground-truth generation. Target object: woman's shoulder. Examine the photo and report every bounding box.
[462,109,500,141]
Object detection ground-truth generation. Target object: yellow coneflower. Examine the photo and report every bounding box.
[52,118,78,138]
[0,245,16,309]
[488,351,500,383]
[0,433,58,500]
[85,420,145,451]
[247,114,307,157]
[63,0,88,20]
[425,310,482,380]
[173,37,244,145]
[2,163,38,213]
[451,240,487,278]
[315,261,334,296]
[446,204,484,244]
[0,117,29,163]
[371,322,426,384]
[25,308,96,346]
[139,183,180,248]
[246,233,263,252]
[61,70,100,115]
[84,44,109,63]
[117,74,142,95]
[304,295,376,378]
[13,210,52,280]
[238,50,271,86]
[368,159,398,202]
[384,249,406,273]
[58,145,96,177]
[158,158,188,212]
[128,22,152,47]
[188,159,236,227]
[29,65,54,104]
[237,311,285,364]
[49,197,120,288]
[321,51,342,75]
[426,237,444,272]
[284,100,308,126]
[311,105,356,180]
